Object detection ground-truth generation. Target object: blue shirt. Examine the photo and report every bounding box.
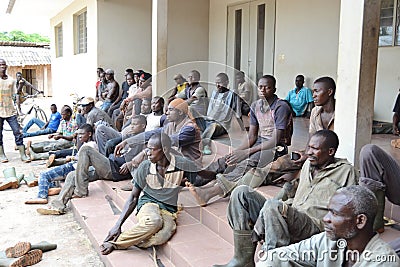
[47,111,62,131]
[285,87,313,116]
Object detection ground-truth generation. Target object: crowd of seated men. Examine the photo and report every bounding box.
[4,65,398,265]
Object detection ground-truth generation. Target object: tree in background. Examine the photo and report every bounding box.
[0,30,49,43]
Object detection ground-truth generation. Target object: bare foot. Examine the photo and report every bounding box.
[100,242,115,255]
[48,187,61,196]
[25,198,48,205]
[185,181,208,207]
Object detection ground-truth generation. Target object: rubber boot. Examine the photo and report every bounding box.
[17,145,31,163]
[373,189,385,233]
[0,145,9,163]
[213,230,256,267]
[28,148,49,161]
[24,172,38,187]
[46,154,67,168]
[31,241,57,252]
[237,169,266,189]
[0,167,19,190]
[216,174,237,197]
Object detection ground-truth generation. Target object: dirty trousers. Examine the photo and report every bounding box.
[110,203,177,249]
[228,185,320,251]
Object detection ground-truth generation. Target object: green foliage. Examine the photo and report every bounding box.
[0,30,49,43]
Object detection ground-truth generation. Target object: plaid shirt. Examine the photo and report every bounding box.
[57,118,78,136]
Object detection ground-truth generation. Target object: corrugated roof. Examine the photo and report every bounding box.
[0,44,51,66]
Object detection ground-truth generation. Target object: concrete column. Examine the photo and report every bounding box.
[335,0,381,166]
[152,0,168,97]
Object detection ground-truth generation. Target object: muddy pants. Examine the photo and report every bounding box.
[228,185,320,251]
[110,203,177,249]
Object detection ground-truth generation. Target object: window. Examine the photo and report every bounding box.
[55,24,63,57]
[74,9,87,54]
[379,0,400,46]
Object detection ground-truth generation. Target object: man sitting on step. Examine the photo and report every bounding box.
[213,130,358,267]
[100,133,201,254]
[257,185,399,266]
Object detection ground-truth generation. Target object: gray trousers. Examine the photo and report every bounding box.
[228,185,320,251]
[207,137,274,183]
[201,120,227,147]
[31,139,74,153]
[51,146,113,212]
[95,124,121,156]
[359,144,400,205]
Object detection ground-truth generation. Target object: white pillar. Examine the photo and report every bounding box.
[335,0,381,166]
[152,0,168,97]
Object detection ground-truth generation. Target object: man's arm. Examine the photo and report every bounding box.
[101,186,141,253]
[393,112,400,135]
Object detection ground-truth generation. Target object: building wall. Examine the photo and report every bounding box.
[97,0,152,83]
[50,0,98,103]
[7,65,51,96]
[164,0,210,94]
[375,47,400,121]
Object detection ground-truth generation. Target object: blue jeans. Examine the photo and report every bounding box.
[101,100,112,112]
[37,162,75,199]
[0,115,23,146]
[22,118,55,137]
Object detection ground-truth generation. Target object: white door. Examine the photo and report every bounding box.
[227,0,275,84]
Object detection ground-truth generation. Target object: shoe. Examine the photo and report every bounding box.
[120,182,133,191]
[23,172,38,187]
[37,207,63,215]
[0,178,18,191]
[46,154,56,168]
[10,249,42,267]
[30,241,57,252]
[203,145,212,155]
[25,198,48,205]
[5,242,31,258]
[0,145,8,163]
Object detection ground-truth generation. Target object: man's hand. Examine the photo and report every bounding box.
[65,156,74,162]
[104,225,121,243]
[393,125,400,135]
[119,162,132,175]
[114,141,127,157]
[53,135,62,140]
[226,150,249,165]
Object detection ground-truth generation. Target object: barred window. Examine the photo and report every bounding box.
[74,9,87,54]
[55,24,63,57]
[379,0,400,46]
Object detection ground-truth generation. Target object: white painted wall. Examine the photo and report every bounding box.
[50,0,97,103]
[375,47,400,122]
[97,0,152,83]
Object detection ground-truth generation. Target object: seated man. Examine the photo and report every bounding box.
[144,96,166,132]
[236,71,254,116]
[100,133,208,255]
[80,97,114,129]
[213,130,358,267]
[26,105,78,161]
[200,72,240,155]
[100,69,119,112]
[23,104,61,138]
[285,74,314,117]
[187,75,292,206]
[167,73,188,103]
[257,185,399,266]
[25,124,96,204]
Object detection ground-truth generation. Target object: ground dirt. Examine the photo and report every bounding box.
[0,97,104,266]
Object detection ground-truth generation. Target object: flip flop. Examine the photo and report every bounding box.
[5,242,31,258]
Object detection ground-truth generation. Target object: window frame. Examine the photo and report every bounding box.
[379,0,400,47]
[55,23,63,57]
[74,8,87,54]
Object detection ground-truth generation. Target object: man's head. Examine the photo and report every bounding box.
[138,72,152,88]
[125,68,133,78]
[141,98,152,114]
[258,75,276,99]
[312,76,336,106]
[130,115,147,134]
[151,96,164,113]
[105,69,115,81]
[99,71,106,83]
[0,58,7,75]
[97,67,104,78]
[215,72,229,91]
[323,185,377,241]
[306,130,338,168]
[126,73,134,86]
[61,105,73,121]
[166,98,189,122]
[187,70,201,85]
[295,75,305,89]
[236,71,245,84]
[80,97,95,114]
[50,104,57,114]
[76,123,94,143]
[146,133,171,163]
[16,72,22,80]
[173,74,185,86]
